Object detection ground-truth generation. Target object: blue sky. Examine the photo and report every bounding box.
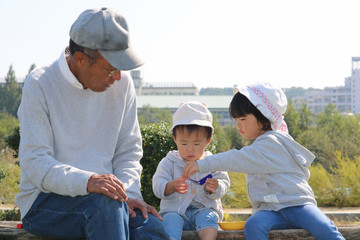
[1,0,360,89]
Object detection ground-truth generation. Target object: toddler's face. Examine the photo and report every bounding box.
[173,127,211,162]
[236,114,264,140]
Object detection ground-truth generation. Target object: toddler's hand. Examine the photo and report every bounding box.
[171,177,189,194]
[182,162,199,178]
[205,178,218,194]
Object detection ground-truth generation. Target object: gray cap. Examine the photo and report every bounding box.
[70,7,143,70]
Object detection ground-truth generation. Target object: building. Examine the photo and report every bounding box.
[132,70,233,126]
[131,70,199,96]
[136,95,235,126]
[292,57,360,114]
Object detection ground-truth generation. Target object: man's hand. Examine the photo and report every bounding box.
[87,174,128,202]
[127,198,163,221]
[205,178,218,194]
[182,161,200,179]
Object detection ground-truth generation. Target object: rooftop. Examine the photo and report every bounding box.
[141,82,196,88]
[136,95,233,109]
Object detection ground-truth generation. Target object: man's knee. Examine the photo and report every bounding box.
[129,212,169,240]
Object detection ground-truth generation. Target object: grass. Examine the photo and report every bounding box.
[0,148,20,204]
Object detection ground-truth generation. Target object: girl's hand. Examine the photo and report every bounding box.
[182,161,199,179]
[164,177,188,195]
[205,178,218,194]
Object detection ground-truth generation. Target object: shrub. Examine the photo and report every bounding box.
[140,121,177,209]
[309,164,338,206]
[4,126,20,159]
[0,208,20,221]
[0,113,19,150]
[309,152,360,207]
[140,121,217,209]
[332,153,360,206]
[0,166,9,183]
[0,163,20,204]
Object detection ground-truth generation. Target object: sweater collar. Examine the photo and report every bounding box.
[59,49,84,89]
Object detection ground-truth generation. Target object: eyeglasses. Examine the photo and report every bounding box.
[82,52,119,77]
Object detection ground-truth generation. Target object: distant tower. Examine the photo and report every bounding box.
[130,69,143,95]
[351,57,360,114]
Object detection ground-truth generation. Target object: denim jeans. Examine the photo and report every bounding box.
[163,206,219,240]
[22,192,169,240]
[244,205,345,240]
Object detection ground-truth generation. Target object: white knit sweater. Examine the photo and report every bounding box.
[16,51,143,219]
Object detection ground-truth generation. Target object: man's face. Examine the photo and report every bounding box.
[80,53,121,92]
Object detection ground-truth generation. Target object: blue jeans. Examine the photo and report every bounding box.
[22,192,169,240]
[163,206,219,240]
[244,205,344,240]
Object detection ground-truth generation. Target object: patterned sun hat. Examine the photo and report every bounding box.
[234,82,288,133]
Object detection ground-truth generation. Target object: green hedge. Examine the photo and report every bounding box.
[0,208,20,221]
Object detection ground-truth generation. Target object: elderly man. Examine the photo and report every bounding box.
[16,7,169,240]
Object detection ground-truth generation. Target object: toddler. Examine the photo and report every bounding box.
[152,101,230,240]
[182,83,344,240]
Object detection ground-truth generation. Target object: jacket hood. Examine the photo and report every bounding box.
[263,131,315,167]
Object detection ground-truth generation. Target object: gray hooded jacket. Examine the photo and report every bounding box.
[197,131,317,214]
[153,150,230,220]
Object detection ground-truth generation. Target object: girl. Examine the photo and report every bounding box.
[182,83,344,240]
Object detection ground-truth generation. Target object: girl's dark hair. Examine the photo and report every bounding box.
[173,125,212,140]
[68,39,100,60]
[230,92,272,131]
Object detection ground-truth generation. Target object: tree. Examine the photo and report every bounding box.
[284,100,301,140]
[24,63,36,81]
[137,105,172,125]
[316,104,360,164]
[0,65,21,117]
[298,102,313,131]
[0,113,18,150]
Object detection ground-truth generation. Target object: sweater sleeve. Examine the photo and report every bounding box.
[152,155,177,200]
[205,171,230,200]
[18,75,94,197]
[112,74,143,200]
[197,136,300,174]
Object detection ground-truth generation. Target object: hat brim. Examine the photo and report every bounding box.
[170,120,214,132]
[234,86,275,123]
[100,46,144,71]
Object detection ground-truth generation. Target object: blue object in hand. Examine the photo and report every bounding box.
[188,174,213,185]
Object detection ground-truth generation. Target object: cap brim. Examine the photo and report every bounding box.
[170,121,214,132]
[100,46,144,71]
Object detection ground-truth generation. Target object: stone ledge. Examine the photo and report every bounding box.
[0,224,359,240]
[182,227,360,240]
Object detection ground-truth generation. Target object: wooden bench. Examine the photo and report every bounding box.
[0,222,359,239]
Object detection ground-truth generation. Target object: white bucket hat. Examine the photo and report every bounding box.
[170,101,214,132]
[234,82,288,133]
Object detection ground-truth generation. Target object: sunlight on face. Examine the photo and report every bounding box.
[173,127,211,162]
[236,114,264,140]
[81,54,122,92]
